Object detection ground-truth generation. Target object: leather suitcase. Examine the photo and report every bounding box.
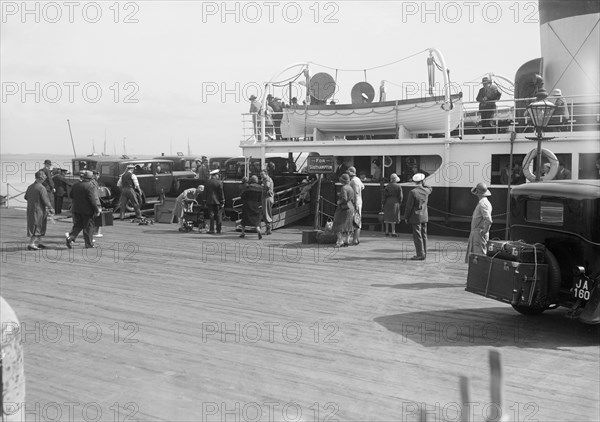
[486,240,545,263]
[94,210,114,227]
[466,254,548,306]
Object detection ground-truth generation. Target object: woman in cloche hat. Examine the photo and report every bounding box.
[465,182,493,263]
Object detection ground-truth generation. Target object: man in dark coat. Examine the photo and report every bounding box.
[239,175,263,239]
[117,164,142,221]
[52,168,70,214]
[204,169,225,234]
[66,170,101,249]
[25,170,54,250]
[404,173,432,260]
[41,159,55,206]
[476,77,502,130]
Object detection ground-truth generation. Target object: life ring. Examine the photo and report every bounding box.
[383,156,393,168]
[522,148,559,182]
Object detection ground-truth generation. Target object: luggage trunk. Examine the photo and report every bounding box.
[486,240,545,263]
[466,254,548,307]
[94,210,114,227]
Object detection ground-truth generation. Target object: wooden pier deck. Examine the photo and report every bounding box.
[1,207,598,421]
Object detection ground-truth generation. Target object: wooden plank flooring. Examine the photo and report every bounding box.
[1,207,599,421]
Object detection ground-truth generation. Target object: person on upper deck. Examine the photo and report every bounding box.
[249,95,262,138]
[476,77,502,131]
[268,95,283,140]
[548,88,570,132]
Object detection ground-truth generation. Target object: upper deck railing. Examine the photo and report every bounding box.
[241,94,600,143]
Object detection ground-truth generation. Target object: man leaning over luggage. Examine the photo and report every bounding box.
[117,164,142,221]
[465,182,493,262]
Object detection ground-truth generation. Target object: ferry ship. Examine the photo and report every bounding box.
[239,0,600,236]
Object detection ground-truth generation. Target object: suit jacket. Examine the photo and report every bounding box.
[204,178,224,205]
[404,184,432,224]
[71,180,101,215]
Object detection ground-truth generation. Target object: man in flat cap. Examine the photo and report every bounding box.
[204,169,225,234]
[117,164,142,221]
[404,173,432,260]
[465,182,493,262]
[52,168,70,214]
[66,170,101,249]
[25,170,54,250]
[476,76,501,131]
[41,159,56,206]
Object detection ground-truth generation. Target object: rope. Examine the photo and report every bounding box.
[427,204,507,219]
[308,49,429,72]
[427,220,506,234]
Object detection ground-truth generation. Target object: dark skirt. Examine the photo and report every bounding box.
[241,186,262,227]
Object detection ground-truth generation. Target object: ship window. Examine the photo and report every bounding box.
[579,153,600,179]
[526,200,564,225]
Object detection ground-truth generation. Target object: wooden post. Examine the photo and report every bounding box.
[313,173,322,229]
[505,131,516,239]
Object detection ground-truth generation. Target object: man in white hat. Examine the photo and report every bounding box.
[404,173,432,260]
[117,164,142,221]
[465,182,493,262]
[549,88,569,131]
[204,169,224,234]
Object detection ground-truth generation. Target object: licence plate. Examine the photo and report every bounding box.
[574,278,591,301]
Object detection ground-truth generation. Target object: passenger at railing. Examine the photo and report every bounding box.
[476,77,502,132]
[261,169,274,235]
[554,161,571,180]
[268,95,284,140]
[289,97,300,109]
[379,80,387,102]
[249,95,261,137]
[548,89,570,132]
[260,102,276,140]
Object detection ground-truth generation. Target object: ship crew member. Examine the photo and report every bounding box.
[476,77,502,131]
[25,170,54,250]
[174,185,204,231]
[261,169,274,235]
[404,173,431,261]
[52,168,70,214]
[117,164,142,221]
[204,169,225,234]
[465,182,493,262]
[268,95,284,140]
[347,167,364,246]
[66,170,101,249]
[41,159,56,206]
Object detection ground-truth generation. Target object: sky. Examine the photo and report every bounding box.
[1,0,541,157]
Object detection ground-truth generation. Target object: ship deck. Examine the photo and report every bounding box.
[1,207,599,421]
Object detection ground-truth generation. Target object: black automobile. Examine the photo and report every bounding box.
[467,180,600,324]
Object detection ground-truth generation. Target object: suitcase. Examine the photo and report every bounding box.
[94,210,114,227]
[486,240,545,263]
[466,254,548,306]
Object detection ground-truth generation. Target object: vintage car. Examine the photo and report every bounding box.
[71,156,176,210]
[153,154,202,195]
[223,156,291,180]
[466,180,600,324]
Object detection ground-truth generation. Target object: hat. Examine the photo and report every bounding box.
[197,185,205,192]
[249,175,259,184]
[471,182,491,197]
[80,170,93,180]
[301,179,309,184]
[210,169,220,175]
[44,159,52,165]
[347,166,356,176]
[339,173,350,184]
[60,168,69,173]
[412,173,425,183]
[390,173,400,183]
[126,164,135,169]
[267,94,273,100]
[551,88,562,97]
[482,77,490,84]
[35,170,47,180]
[249,95,257,101]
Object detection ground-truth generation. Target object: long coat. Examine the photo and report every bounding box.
[404,185,432,224]
[332,184,355,233]
[204,178,225,206]
[240,183,263,227]
[465,197,493,262]
[383,182,403,223]
[25,181,52,236]
[71,180,101,215]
